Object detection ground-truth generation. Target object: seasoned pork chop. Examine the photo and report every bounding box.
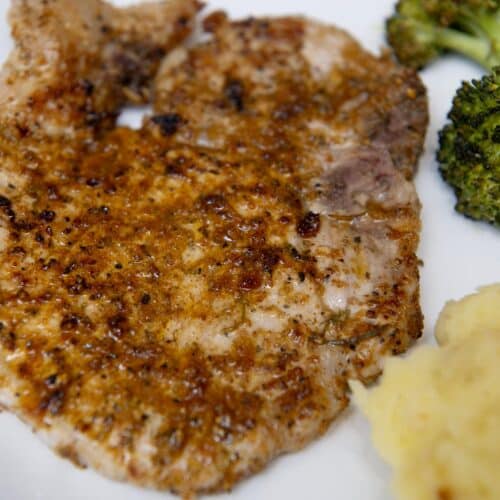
[0,2,427,497]
[155,13,427,180]
[0,0,201,137]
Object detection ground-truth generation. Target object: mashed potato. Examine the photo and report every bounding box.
[352,284,500,500]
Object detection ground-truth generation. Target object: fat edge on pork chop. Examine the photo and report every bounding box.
[0,1,428,497]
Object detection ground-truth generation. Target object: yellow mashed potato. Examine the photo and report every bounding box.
[352,284,500,500]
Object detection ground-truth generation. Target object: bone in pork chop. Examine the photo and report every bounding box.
[0,2,427,497]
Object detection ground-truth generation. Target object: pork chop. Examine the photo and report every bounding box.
[0,2,427,497]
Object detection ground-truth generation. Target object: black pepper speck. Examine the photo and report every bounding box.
[39,210,56,222]
[152,114,183,136]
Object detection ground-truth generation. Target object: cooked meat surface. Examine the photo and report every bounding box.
[0,2,427,497]
[154,13,428,180]
[0,0,201,136]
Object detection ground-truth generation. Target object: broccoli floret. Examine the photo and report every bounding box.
[387,2,500,227]
[438,68,500,226]
[387,0,500,70]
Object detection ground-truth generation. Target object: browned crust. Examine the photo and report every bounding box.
[0,0,202,139]
[0,8,427,497]
[154,15,429,179]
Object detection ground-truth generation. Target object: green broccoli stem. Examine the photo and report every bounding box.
[454,9,500,48]
[436,26,500,70]
[469,12,500,45]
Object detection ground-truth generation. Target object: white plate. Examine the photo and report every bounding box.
[0,1,498,499]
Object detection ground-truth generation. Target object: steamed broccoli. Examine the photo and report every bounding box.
[386,1,500,227]
[438,69,500,226]
[387,0,500,70]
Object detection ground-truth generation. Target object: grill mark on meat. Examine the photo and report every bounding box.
[0,3,427,497]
